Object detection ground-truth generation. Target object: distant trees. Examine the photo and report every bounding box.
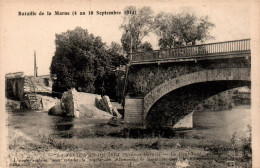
[120,6,215,52]
[107,42,128,66]
[50,27,127,98]
[154,12,215,49]
[120,6,155,53]
[139,42,153,52]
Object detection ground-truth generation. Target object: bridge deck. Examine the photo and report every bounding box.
[130,39,250,65]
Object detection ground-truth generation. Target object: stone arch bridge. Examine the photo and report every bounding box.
[123,39,251,128]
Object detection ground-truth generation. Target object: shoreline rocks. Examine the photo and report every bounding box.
[96,96,122,119]
[48,101,63,116]
[48,88,121,119]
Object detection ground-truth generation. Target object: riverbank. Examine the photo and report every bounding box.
[7,125,251,168]
[5,105,252,167]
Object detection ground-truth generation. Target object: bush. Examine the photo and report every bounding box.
[240,125,252,160]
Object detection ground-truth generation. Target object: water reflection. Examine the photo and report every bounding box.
[54,117,74,131]
[7,105,251,141]
[52,117,74,138]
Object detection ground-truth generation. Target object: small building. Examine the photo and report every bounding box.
[5,72,25,100]
[233,86,251,105]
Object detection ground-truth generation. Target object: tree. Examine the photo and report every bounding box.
[50,27,111,94]
[154,12,215,49]
[97,42,128,98]
[120,6,155,53]
[107,42,128,66]
[139,42,153,52]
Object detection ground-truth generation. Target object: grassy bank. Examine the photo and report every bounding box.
[6,126,252,168]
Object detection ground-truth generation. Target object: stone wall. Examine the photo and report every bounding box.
[128,57,250,96]
[24,76,52,94]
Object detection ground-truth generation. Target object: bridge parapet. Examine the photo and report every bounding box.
[131,39,250,64]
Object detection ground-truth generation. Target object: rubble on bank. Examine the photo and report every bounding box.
[48,88,122,119]
[5,95,59,112]
[95,96,122,118]
[107,116,124,126]
[41,95,60,111]
[48,101,63,115]
[5,72,57,111]
[5,99,23,111]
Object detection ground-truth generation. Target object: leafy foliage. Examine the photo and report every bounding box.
[120,6,214,54]
[139,42,153,52]
[120,6,154,53]
[50,27,127,98]
[107,42,128,66]
[154,12,215,49]
[240,125,252,160]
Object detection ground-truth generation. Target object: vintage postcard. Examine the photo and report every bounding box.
[1,0,260,167]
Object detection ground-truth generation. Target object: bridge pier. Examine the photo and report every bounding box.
[124,96,145,128]
[123,95,194,130]
[172,112,194,129]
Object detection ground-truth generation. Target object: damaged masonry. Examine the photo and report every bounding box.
[6,72,123,121]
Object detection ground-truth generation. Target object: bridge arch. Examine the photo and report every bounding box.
[143,68,250,119]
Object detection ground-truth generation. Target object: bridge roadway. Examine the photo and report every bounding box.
[130,39,250,65]
[123,39,251,129]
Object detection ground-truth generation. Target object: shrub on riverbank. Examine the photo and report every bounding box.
[230,125,252,161]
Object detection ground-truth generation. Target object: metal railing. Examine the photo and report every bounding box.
[131,39,250,62]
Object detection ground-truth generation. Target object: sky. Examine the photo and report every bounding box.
[1,1,251,76]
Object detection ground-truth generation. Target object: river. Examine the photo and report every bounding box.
[7,105,251,142]
[191,105,251,142]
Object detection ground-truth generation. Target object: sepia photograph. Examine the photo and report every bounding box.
[0,0,259,167]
